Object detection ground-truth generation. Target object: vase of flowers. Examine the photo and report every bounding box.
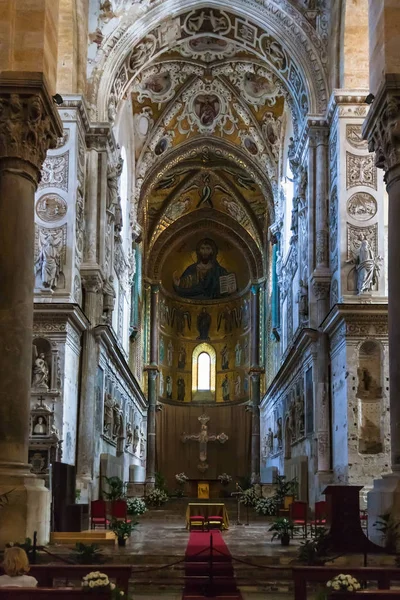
[81,571,124,597]
[109,519,136,547]
[127,497,147,517]
[327,574,361,595]
[174,472,189,497]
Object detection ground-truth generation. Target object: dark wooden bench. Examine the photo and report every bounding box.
[292,566,400,600]
[329,593,400,599]
[0,565,131,595]
[0,590,110,599]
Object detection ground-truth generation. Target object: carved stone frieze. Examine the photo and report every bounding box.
[34,224,67,290]
[329,185,338,253]
[346,153,377,190]
[330,278,339,307]
[311,277,330,300]
[316,230,329,266]
[0,91,60,177]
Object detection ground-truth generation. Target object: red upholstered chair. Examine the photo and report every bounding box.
[360,509,368,532]
[289,501,308,538]
[310,501,328,537]
[111,500,131,522]
[207,515,223,530]
[189,515,206,531]
[91,500,109,529]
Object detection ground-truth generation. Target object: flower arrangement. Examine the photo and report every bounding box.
[81,571,124,597]
[175,472,189,485]
[327,574,361,593]
[254,496,277,516]
[127,497,147,516]
[218,473,232,486]
[145,488,169,507]
[239,486,258,507]
[109,519,136,547]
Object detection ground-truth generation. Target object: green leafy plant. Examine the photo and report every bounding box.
[269,517,296,544]
[172,487,185,498]
[109,518,137,540]
[254,496,277,516]
[297,527,331,565]
[239,486,258,507]
[373,513,400,552]
[145,488,169,507]
[127,497,147,516]
[102,476,126,501]
[155,472,167,492]
[70,543,104,565]
[274,475,298,507]
[75,489,82,502]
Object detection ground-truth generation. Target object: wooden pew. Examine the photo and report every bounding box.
[292,566,400,600]
[0,589,110,599]
[0,565,131,595]
[328,593,400,599]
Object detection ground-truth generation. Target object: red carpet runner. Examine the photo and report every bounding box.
[182,531,243,600]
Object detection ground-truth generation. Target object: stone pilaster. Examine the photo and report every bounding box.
[145,368,158,487]
[0,73,62,545]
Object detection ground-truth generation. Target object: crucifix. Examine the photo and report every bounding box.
[182,413,228,472]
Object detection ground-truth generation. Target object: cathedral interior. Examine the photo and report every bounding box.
[1,0,400,553]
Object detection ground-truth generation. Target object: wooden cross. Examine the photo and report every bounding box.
[182,413,228,472]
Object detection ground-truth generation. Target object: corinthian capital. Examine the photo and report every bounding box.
[0,77,61,180]
[363,77,400,184]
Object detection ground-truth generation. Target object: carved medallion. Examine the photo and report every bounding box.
[346,153,377,190]
[347,192,377,221]
[36,194,67,222]
[346,124,367,149]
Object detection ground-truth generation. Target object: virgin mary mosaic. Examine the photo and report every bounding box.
[172,238,237,300]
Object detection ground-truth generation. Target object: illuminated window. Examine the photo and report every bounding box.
[198,352,211,391]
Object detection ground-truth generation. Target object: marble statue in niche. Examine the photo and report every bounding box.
[103,392,114,437]
[159,371,164,396]
[178,346,187,369]
[166,376,173,400]
[267,427,274,454]
[113,403,122,439]
[274,417,283,449]
[197,307,211,340]
[32,353,49,389]
[173,238,236,300]
[222,374,230,402]
[177,377,185,402]
[125,423,133,449]
[133,425,140,453]
[220,345,229,370]
[33,416,47,435]
[102,276,116,324]
[296,280,308,319]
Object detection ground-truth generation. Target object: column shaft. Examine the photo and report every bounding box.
[0,161,36,464]
[250,373,261,483]
[146,370,157,484]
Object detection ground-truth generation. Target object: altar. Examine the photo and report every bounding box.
[187,479,229,499]
[185,502,230,529]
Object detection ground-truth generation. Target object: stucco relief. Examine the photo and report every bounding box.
[39,152,69,192]
[346,153,377,190]
[347,192,377,222]
[36,194,67,223]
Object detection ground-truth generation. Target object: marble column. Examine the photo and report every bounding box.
[76,271,103,502]
[0,75,61,545]
[146,284,159,486]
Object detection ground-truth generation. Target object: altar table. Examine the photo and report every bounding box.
[185,502,230,529]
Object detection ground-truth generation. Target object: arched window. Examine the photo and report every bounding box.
[198,352,211,391]
[192,343,216,401]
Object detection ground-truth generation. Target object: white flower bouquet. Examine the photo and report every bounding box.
[175,472,189,485]
[327,573,361,593]
[82,571,124,597]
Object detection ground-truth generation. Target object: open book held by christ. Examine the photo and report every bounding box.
[220,273,237,295]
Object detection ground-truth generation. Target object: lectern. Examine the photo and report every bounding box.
[323,485,383,553]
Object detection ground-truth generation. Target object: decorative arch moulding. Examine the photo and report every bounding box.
[90,1,329,123]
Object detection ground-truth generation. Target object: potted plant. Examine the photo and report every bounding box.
[269,517,295,546]
[70,542,104,565]
[102,476,126,501]
[174,472,188,497]
[109,518,136,547]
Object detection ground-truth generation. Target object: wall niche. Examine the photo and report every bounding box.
[357,340,383,454]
